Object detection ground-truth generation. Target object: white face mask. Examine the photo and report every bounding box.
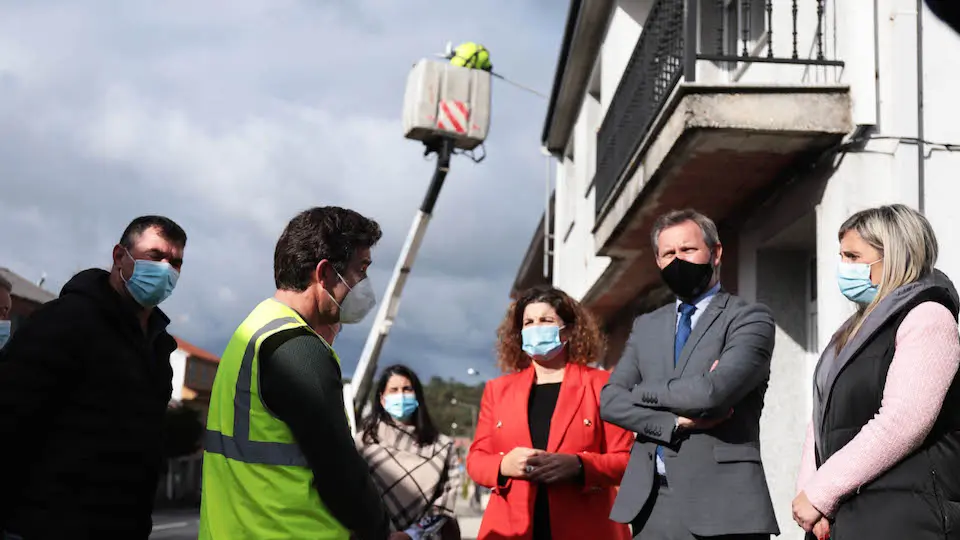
[0,320,11,349]
[330,271,377,324]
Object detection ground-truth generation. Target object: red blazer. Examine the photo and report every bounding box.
[467,363,633,540]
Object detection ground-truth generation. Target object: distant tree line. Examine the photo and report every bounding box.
[420,376,485,437]
[162,374,488,460]
[348,375,484,437]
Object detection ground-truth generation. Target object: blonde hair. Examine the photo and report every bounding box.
[834,204,938,353]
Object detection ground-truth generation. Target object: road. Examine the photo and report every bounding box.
[454,489,486,540]
[150,508,200,540]
[148,492,487,540]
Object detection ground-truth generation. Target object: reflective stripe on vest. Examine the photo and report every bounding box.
[200,299,348,540]
[202,315,308,467]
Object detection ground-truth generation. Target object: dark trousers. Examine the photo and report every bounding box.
[631,477,770,540]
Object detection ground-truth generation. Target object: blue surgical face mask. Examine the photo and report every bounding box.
[521,325,564,358]
[384,393,419,420]
[0,320,10,349]
[122,248,179,308]
[837,259,881,305]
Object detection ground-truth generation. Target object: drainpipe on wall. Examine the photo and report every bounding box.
[917,0,926,213]
[542,147,553,279]
[875,0,882,128]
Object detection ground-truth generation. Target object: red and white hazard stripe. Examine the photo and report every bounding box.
[437,100,469,134]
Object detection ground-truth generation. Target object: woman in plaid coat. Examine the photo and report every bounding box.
[356,365,461,540]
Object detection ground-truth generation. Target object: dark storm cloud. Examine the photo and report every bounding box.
[0,0,564,380]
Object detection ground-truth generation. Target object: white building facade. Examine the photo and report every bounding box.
[512,1,960,536]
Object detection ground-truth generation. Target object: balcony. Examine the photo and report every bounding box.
[585,0,851,319]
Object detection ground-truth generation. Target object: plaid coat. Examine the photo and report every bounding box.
[356,421,460,532]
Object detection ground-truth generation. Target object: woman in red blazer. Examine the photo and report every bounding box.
[467,285,633,540]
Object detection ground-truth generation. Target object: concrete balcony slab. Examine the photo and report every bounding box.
[585,85,851,320]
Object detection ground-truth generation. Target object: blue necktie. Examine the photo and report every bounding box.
[675,303,697,365]
[657,303,697,474]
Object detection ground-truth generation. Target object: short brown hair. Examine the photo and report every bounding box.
[274,206,382,291]
[120,215,187,249]
[650,208,720,253]
[495,285,605,373]
[0,274,11,293]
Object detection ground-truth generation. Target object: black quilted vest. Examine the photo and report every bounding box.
[815,272,960,538]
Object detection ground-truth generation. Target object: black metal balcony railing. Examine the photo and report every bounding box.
[593,0,843,221]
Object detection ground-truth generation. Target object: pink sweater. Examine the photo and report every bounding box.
[796,301,960,516]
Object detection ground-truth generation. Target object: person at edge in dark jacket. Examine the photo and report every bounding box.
[793,204,960,540]
[0,274,12,349]
[0,215,187,539]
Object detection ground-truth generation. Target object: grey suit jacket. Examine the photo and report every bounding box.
[599,291,780,537]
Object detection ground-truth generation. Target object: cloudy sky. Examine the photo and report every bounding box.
[0,1,564,382]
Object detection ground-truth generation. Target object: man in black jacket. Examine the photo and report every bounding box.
[0,274,12,349]
[0,215,187,539]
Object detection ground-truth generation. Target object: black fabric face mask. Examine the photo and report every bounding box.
[660,257,714,301]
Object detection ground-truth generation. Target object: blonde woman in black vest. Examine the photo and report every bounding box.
[793,204,960,539]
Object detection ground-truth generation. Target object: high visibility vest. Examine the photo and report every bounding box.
[198,299,349,540]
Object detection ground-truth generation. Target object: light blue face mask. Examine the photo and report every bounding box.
[837,260,881,305]
[384,393,419,420]
[521,325,564,358]
[0,320,10,349]
[123,249,179,308]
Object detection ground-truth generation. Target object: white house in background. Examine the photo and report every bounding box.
[169,337,220,422]
[158,337,219,503]
[0,267,56,332]
[169,347,188,404]
[512,0,960,536]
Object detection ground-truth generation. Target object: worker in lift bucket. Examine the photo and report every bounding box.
[199,206,400,540]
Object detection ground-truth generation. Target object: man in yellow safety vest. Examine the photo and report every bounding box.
[199,206,394,539]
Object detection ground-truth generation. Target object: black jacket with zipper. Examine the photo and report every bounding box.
[0,269,176,539]
[816,270,960,539]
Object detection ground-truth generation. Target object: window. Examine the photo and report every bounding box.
[722,0,766,58]
[185,360,198,387]
[185,358,216,389]
[809,257,817,302]
[698,0,768,77]
[204,363,217,387]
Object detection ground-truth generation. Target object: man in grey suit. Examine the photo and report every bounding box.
[600,209,779,540]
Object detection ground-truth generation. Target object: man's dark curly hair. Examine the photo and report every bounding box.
[273,206,382,291]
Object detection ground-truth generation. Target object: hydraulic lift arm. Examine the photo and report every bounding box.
[346,139,453,427]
